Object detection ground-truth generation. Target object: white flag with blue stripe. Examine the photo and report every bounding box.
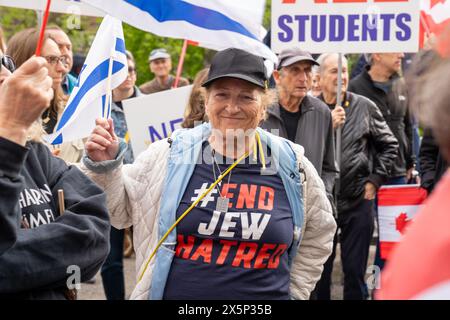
[81,0,277,63]
[45,15,128,145]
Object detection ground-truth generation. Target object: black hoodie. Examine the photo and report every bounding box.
[0,137,110,299]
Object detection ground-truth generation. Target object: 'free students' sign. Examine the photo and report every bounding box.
[271,0,420,53]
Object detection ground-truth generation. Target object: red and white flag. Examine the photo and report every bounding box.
[377,171,450,300]
[420,0,450,53]
[378,185,428,260]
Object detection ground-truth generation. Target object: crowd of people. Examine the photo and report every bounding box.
[0,21,449,300]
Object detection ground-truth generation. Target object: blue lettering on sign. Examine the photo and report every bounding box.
[276,13,412,43]
[278,15,293,42]
[380,14,395,41]
[396,14,411,41]
[362,14,378,41]
[311,15,326,42]
[347,15,359,42]
[170,118,183,132]
[329,15,345,42]
[294,15,309,41]
[148,118,184,143]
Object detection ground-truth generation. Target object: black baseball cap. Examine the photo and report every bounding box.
[277,47,319,70]
[202,48,268,89]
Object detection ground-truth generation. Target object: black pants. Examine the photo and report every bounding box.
[312,199,375,300]
[101,226,125,300]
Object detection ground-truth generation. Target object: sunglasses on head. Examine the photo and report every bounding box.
[1,54,16,73]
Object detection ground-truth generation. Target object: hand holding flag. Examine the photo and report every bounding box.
[45,15,128,145]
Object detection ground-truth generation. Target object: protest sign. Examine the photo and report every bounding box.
[122,85,193,157]
[272,0,420,53]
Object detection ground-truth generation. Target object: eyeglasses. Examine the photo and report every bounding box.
[1,55,16,73]
[44,55,68,66]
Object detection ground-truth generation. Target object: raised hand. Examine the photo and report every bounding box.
[0,57,53,145]
[85,118,120,162]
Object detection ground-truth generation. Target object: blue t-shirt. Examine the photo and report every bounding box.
[163,143,294,300]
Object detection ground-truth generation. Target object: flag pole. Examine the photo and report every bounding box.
[336,53,343,169]
[35,0,52,56]
[420,11,432,48]
[173,39,189,88]
[104,50,114,119]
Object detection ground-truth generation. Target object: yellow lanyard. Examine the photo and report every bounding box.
[137,132,266,283]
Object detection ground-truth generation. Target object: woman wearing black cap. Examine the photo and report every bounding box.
[81,48,336,300]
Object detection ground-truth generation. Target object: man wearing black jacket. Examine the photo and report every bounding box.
[348,53,415,273]
[419,129,448,194]
[0,56,110,299]
[315,53,398,300]
[348,53,415,183]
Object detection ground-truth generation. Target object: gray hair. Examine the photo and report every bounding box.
[365,53,373,65]
[316,53,348,75]
[407,49,450,160]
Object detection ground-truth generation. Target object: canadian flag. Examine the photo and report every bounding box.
[377,171,450,299]
[420,0,450,53]
[378,185,428,260]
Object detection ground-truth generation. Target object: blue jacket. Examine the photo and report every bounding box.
[149,123,305,299]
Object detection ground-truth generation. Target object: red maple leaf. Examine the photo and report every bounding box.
[395,212,411,235]
[430,0,446,9]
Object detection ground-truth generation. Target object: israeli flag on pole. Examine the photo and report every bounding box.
[45,15,128,145]
[81,0,277,63]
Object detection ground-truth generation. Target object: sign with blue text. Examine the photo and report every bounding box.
[122,85,192,157]
[271,0,420,53]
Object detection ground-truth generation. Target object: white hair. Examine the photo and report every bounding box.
[316,53,348,75]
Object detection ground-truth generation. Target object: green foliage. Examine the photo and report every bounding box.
[263,0,272,29]
[0,7,205,85]
[0,8,37,39]
[1,3,361,83]
[122,23,205,86]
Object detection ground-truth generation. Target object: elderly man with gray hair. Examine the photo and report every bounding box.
[313,53,398,300]
[261,47,338,207]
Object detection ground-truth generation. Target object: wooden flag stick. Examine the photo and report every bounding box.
[58,189,65,215]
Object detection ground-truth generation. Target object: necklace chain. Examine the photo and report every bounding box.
[211,149,232,198]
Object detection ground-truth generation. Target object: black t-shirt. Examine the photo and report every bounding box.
[279,106,301,142]
[114,87,137,110]
[163,143,294,300]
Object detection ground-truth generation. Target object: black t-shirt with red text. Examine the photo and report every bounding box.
[163,143,294,300]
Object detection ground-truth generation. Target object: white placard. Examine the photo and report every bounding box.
[271,0,420,53]
[122,85,193,157]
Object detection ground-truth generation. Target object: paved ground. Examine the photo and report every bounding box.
[77,245,376,300]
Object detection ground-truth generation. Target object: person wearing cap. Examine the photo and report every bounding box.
[314,53,398,300]
[139,48,189,94]
[261,47,338,212]
[80,47,336,300]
